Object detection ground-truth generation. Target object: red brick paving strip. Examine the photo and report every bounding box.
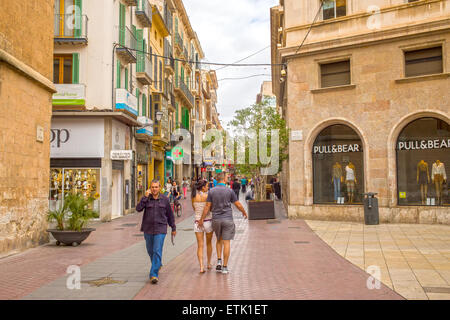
[134,218,404,300]
[0,196,194,300]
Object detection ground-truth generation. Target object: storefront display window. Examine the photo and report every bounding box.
[313,124,364,204]
[397,117,449,206]
[49,168,101,211]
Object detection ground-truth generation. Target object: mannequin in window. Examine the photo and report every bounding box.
[345,162,357,204]
[417,160,430,204]
[432,160,447,205]
[332,162,343,203]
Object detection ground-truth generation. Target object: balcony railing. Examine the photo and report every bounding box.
[117,26,137,63]
[123,0,137,6]
[135,0,152,27]
[136,54,152,85]
[54,14,88,44]
[175,77,194,107]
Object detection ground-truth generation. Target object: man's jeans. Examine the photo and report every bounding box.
[144,233,166,278]
[333,179,341,201]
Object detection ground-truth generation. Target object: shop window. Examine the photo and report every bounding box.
[49,168,101,212]
[323,0,346,20]
[313,124,364,205]
[397,117,449,206]
[404,46,443,77]
[320,60,350,88]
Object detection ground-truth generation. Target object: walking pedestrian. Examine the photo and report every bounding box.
[241,176,247,193]
[165,178,172,199]
[182,177,188,199]
[192,179,213,273]
[172,181,181,211]
[232,178,241,200]
[198,172,248,274]
[136,180,176,284]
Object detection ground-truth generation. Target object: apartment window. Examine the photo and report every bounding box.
[154,56,158,88]
[323,0,346,20]
[320,60,350,88]
[404,46,443,78]
[54,54,79,84]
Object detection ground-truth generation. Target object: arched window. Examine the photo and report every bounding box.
[313,124,364,205]
[396,117,449,206]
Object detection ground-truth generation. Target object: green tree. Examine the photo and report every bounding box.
[228,97,289,201]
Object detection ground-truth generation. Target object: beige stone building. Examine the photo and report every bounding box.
[0,0,56,256]
[271,0,450,224]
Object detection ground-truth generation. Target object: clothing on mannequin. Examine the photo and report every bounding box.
[345,162,357,204]
[432,160,447,205]
[332,163,343,202]
[417,160,430,204]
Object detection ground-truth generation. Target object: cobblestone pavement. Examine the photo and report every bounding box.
[134,195,402,300]
[0,195,194,300]
[0,191,403,300]
[305,220,450,300]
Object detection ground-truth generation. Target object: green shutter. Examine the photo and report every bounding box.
[142,94,147,117]
[116,60,121,88]
[175,60,178,86]
[176,102,179,124]
[72,53,79,84]
[136,88,140,111]
[125,67,128,90]
[136,29,144,72]
[175,17,178,32]
[119,3,125,45]
[74,0,82,37]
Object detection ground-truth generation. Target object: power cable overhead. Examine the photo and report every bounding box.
[214,45,271,71]
[294,1,324,54]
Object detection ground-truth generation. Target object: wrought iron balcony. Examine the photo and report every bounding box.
[54,14,88,44]
[116,26,137,64]
[135,0,152,27]
[136,53,152,85]
[175,77,194,108]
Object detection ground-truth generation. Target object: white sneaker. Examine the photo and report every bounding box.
[221,266,229,274]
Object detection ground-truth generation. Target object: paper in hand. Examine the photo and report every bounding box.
[171,233,175,246]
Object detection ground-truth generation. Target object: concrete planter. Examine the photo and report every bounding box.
[47,228,96,247]
[248,200,275,220]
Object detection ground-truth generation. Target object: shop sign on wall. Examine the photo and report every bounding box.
[313,144,361,154]
[111,150,133,160]
[397,139,450,151]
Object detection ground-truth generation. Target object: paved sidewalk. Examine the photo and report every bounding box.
[0,195,194,300]
[134,195,402,300]
[305,220,450,300]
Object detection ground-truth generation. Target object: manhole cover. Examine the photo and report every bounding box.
[423,287,450,294]
[81,276,127,287]
[288,227,301,229]
[133,234,144,237]
[182,228,194,231]
[114,228,125,230]
[121,223,138,227]
[266,220,281,224]
[294,241,310,244]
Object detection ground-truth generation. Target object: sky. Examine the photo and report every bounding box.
[183,0,278,129]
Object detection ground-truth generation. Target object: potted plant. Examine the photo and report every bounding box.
[228,97,289,220]
[47,192,99,246]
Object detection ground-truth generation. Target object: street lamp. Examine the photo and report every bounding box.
[155,111,163,122]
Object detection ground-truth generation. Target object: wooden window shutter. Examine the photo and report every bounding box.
[116,60,121,88]
[72,53,80,84]
[142,94,147,117]
[74,0,83,37]
[136,88,140,110]
[320,60,350,88]
[119,3,125,45]
[125,67,128,90]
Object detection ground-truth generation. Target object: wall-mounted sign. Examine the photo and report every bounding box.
[397,139,450,151]
[313,144,361,154]
[111,150,133,160]
[206,167,215,172]
[51,118,104,158]
[172,147,184,160]
[291,130,303,141]
[53,84,86,106]
[399,192,406,199]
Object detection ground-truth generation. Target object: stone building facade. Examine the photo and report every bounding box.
[0,0,55,256]
[271,0,450,224]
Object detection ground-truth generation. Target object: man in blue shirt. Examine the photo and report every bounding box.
[198,172,247,274]
[136,180,176,284]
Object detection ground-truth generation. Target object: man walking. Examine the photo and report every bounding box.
[136,180,176,284]
[198,173,247,274]
[232,178,241,200]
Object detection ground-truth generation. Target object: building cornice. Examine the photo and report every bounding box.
[280,18,450,60]
[0,49,56,93]
[52,111,141,126]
